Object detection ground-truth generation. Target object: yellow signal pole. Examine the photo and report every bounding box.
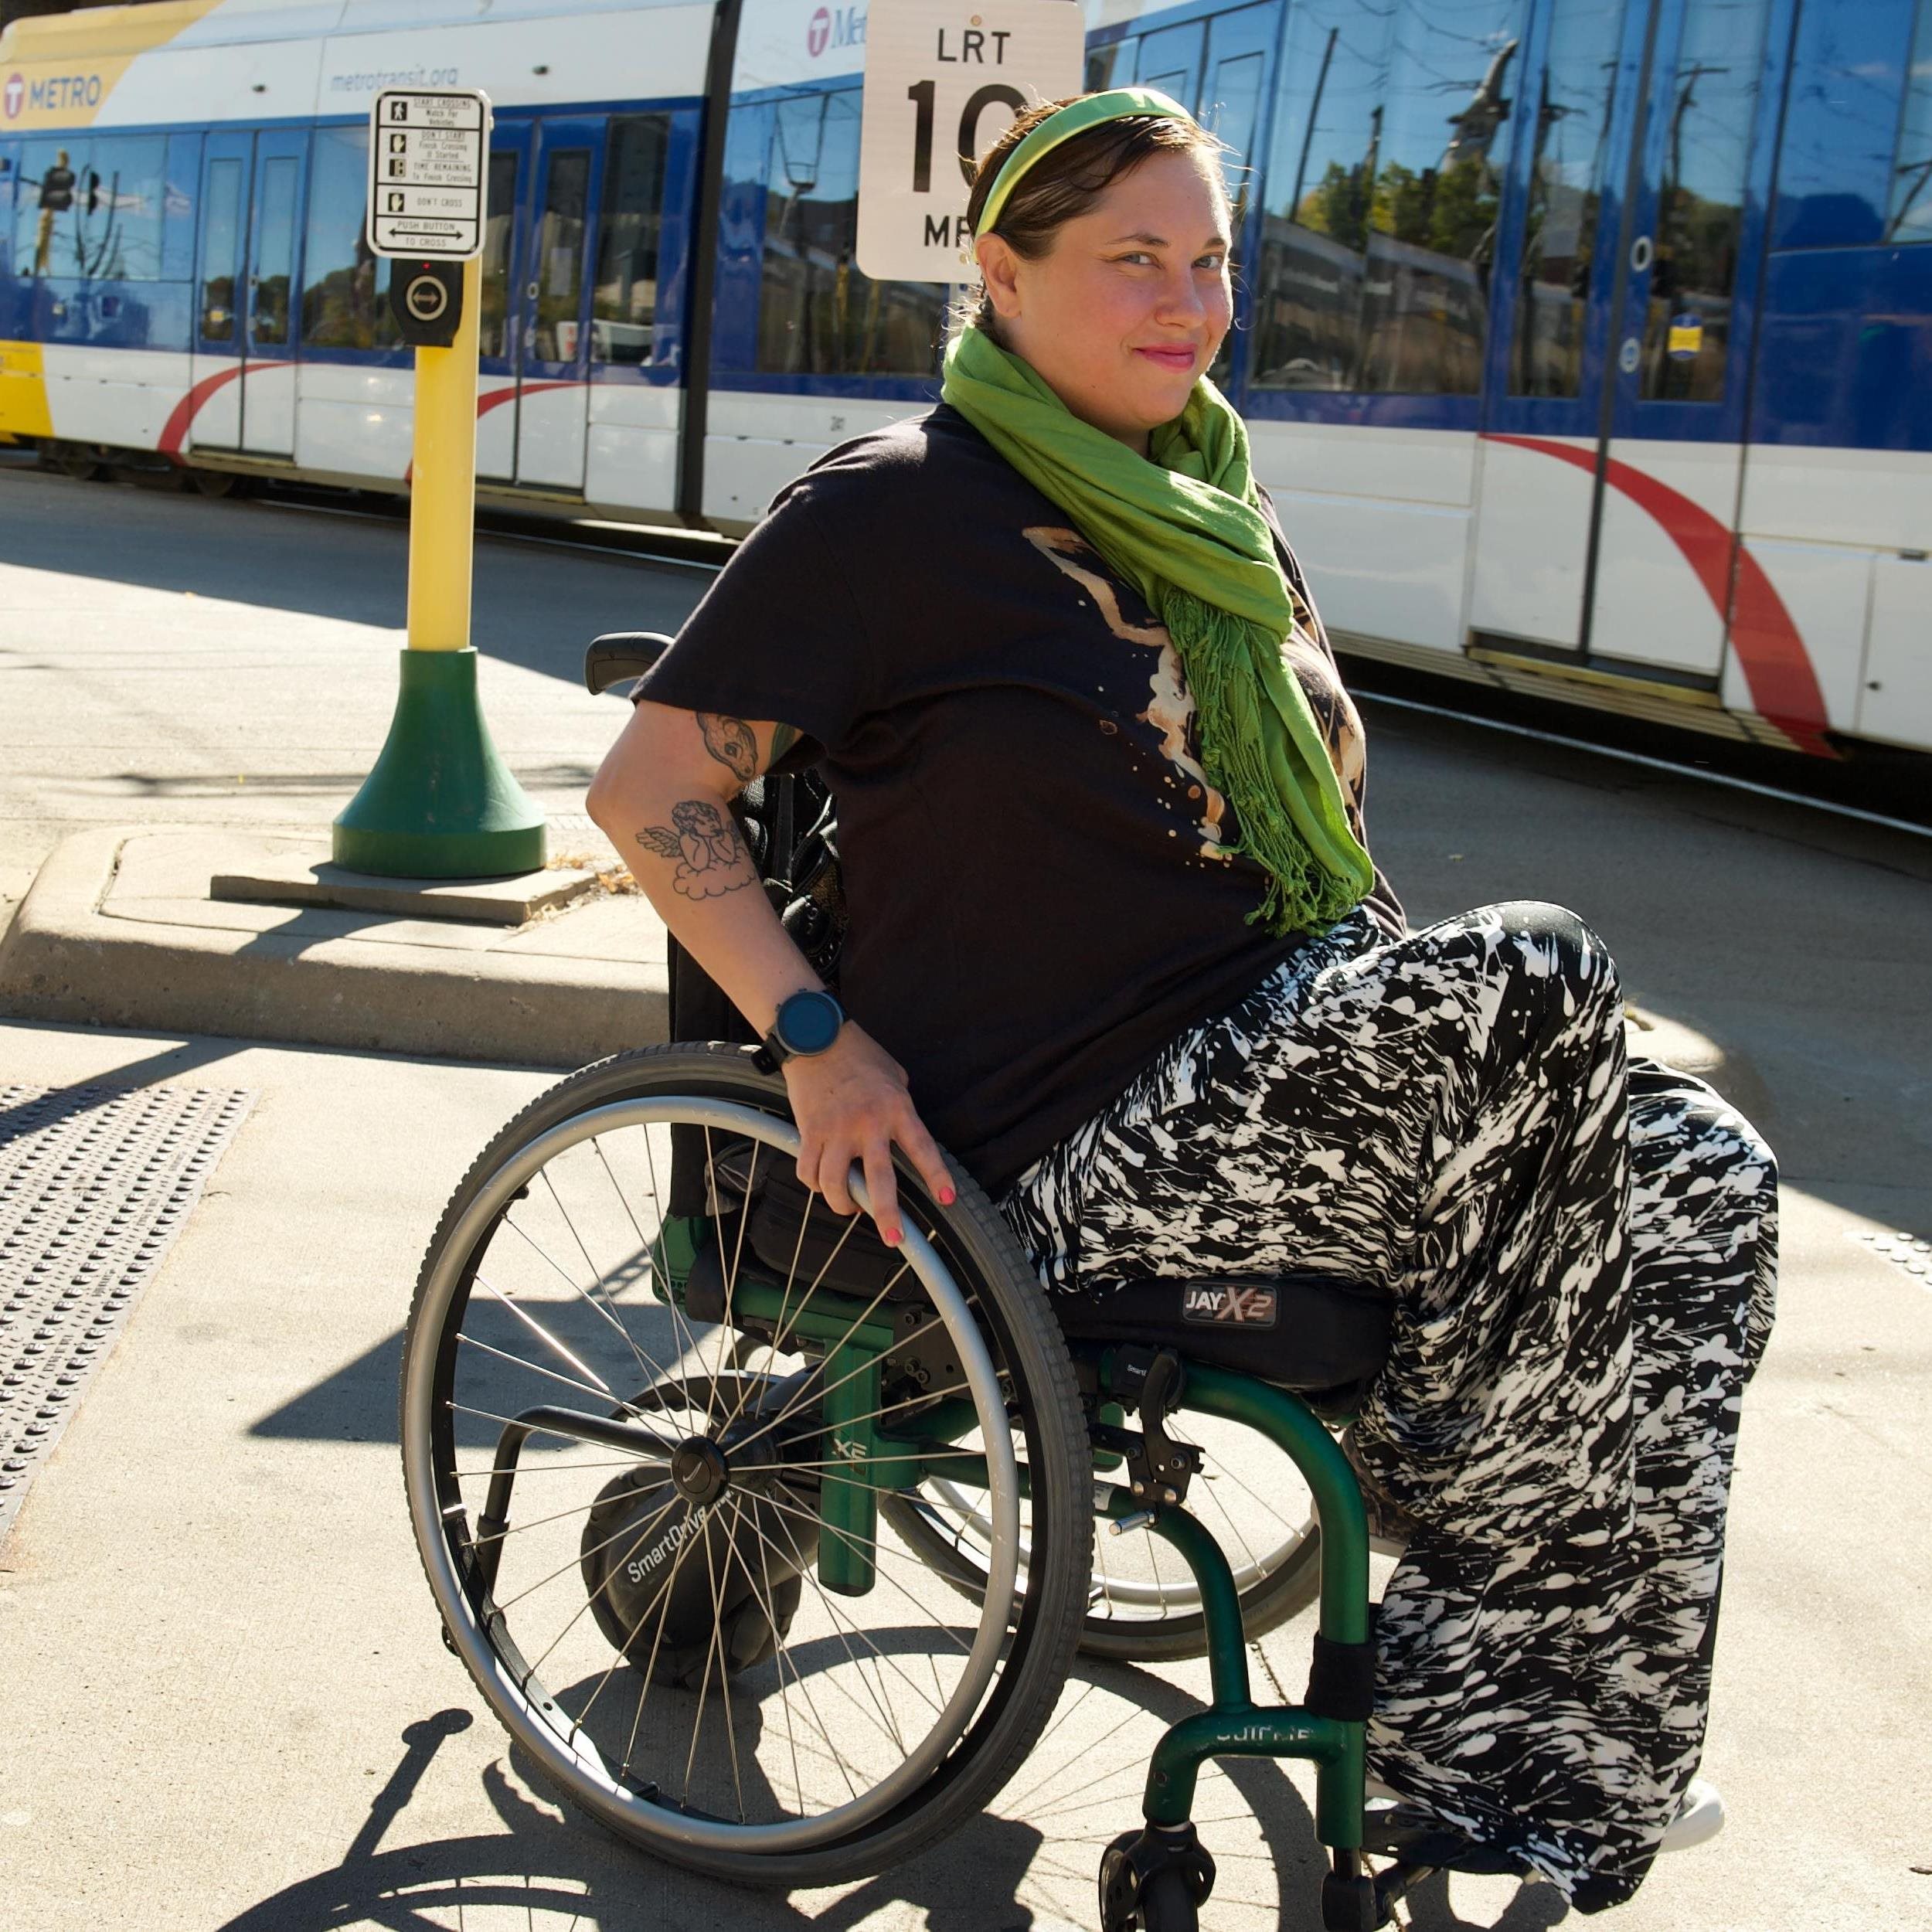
[334,247,545,876]
[405,254,480,653]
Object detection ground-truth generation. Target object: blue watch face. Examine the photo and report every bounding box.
[778,991,842,1055]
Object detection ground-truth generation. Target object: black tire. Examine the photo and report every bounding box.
[400,1043,1094,1889]
[51,442,105,481]
[1138,1865,1200,1932]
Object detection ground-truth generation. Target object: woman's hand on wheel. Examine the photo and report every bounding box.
[783,1023,956,1245]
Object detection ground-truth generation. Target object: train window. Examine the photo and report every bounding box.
[1509,0,1624,397]
[756,86,947,376]
[251,155,298,348]
[201,159,243,342]
[1775,0,1918,248]
[1248,0,1524,396]
[300,127,399,351]
[163,134,199,283]
[479,150,519,359]
[1891,2,1932,242]
[1086,40,1134,92]
[15,135,167,281]
[1638,0,1772,401]
[532,149,590,362]
[1203,50,1266,213]
[594,114,670,365]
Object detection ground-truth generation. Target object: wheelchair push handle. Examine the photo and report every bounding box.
[584,631,675,698]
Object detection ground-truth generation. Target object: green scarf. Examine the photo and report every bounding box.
[940,324,1373,935]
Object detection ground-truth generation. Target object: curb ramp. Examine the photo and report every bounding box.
[0,825,668,1068]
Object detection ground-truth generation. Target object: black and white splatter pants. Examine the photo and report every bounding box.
[1001,901,1777,1911]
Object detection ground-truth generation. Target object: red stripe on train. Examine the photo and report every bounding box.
[156,360,291,459]
[1482,434,1834,757]
[403,379,584,481]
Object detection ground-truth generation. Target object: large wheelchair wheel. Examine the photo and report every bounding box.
[400,1045,1093,1889]
[881,1403,1322,1662]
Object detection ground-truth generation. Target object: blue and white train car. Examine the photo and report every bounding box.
[2,0,1928,759]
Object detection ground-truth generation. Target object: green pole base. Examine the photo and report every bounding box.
[332,648,548,879]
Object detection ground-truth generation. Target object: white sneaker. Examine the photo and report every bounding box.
[1658,1777,1726,1853]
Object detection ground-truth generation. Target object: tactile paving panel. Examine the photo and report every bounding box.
[0,1084,253,1543]
[1853,1228,1932,1287]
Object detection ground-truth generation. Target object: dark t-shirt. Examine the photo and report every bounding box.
[638,403,1403,1192]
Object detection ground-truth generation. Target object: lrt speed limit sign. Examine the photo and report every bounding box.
[857,0,1084,283]
[366,87,492,260]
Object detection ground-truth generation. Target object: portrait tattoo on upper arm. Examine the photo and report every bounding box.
[696,713,758,784]
[636,800,755,900]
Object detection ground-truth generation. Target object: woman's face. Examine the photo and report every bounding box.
[978,146,1233,454]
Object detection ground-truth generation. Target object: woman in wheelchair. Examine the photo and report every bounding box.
[581,90,1777,1921]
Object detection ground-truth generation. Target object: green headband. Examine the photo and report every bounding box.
[975,87,1194,238]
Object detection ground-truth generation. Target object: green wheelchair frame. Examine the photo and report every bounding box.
[651,1212,1381,1932]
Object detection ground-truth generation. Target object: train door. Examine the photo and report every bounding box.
[191,132,252,450]
[189,129,305,457]
[1472,0,1781,680]
[476,124,529,482]
[1083,3,1279,393]
[240,130,305,457]
[495,119,603,493]
[1133,19,1206,103]
[1197,4,1280,393]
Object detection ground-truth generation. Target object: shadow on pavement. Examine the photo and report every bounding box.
[0,1036,253,1139]
[0,468,709,691]
[212,1645,1486,1932]
[209,1684,1573,1930]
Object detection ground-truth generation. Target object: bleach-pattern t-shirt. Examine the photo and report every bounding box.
[637,403,1403,1192]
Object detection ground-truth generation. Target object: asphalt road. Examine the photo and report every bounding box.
[1,461,1928,1930]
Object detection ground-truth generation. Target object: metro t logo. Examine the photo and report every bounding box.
[3,73,22,120]
[808,5,866,57]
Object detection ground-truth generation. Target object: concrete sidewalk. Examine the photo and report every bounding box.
[3,459,1930,1929]
[0,462,699,1062]
[0,1018,1926,1932]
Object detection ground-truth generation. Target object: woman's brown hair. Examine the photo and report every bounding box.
[960,96,1229,336]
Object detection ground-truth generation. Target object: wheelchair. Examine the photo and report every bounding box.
[396,635,1476,1931]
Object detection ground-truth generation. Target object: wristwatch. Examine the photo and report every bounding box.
[762,988,845,1066]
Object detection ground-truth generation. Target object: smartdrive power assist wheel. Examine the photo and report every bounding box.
[400,1045,1093,1889]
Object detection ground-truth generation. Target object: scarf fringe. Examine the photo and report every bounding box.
[940,328,1375,937]
[1168,590,1369,937]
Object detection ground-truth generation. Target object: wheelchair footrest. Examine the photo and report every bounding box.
[1358,1802,1532,1877]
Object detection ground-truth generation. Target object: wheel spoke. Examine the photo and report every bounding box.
[526,1487,685,1685]
[454,1332,630,1413]
[727,1317,950,1460]
[755,1486,971,1662]
[711,1186,855,1440]
[498,1212,689,1400]
[410,1085,1061,1862]
[633,1124,714,1374]
[750,1501,920,1748]
[697,1493,750,1821]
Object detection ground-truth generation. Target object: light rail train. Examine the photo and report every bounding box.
[2,0,1928,759]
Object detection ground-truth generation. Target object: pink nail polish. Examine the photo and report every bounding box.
[939,1186,957,1206]
[883,1227,902,1246]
